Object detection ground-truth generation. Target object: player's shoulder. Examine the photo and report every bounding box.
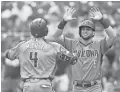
[73,39,79,44]
[16,40,26,46]
[19,40,28,45]
[64,36,75,42]
[93,37,105,44]
[18,39,31,47]
[75,37,82,44]
[92,39,100,44]
[49,41,62,47]
[20,40,26,43]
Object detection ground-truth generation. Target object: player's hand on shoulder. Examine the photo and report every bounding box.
[70,53,78,65]
[57,50,78,65]
[89,7,103,21]
[63,7,76,22]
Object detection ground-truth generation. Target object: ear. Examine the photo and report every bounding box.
[93,31,95,36]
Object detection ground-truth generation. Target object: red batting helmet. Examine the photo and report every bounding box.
[79,19,95,37]
[29,18,48,38]
[79,19,95,31]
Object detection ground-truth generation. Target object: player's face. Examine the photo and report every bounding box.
[81,26,94,40]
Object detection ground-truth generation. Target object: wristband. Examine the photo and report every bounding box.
[58,19,67,29]
[99,18,110,29]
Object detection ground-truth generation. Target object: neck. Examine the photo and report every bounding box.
[32,36,45,41]
[79,37,93,46]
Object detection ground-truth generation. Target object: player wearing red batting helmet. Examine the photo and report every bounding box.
[30,18,48,38]
[5,16,76,92]
[79,19,95,40]
[46,7,116,92]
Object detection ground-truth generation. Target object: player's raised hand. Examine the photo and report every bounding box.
[89,7,103,20]
[63,7,76,22]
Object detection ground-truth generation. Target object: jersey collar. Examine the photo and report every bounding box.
[78,37,93,46]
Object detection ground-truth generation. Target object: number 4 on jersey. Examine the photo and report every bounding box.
[30,52,38,67]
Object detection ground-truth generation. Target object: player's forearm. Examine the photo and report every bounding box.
[53,19,67,38]
[99,18,116,46]
[99,18,116,39]
[105,26,116,39]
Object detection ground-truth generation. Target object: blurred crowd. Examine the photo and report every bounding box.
[1,1,120,92]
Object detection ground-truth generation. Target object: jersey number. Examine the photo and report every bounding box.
[30,52,38,67]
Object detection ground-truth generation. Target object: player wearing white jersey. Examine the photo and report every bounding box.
[5,18,75,92]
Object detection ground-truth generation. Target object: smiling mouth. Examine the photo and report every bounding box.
[83,34,88,36]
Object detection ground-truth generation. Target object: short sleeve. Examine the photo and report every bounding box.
[64,37,74,53]
[56,36,73,53]
[100,38,110,55]
[59,44,69,53]
[7,41,25,60]
[46,35,74,53]
[105,48,115,64]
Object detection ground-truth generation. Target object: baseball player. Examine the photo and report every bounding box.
[5,18,75,92]
[46,7,116,92]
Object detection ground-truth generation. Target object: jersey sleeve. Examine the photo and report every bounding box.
[100,37,110,55]
[45,35,74,53]
[56,36,73,53]
[59,44,69,53]
[6,41,25,60]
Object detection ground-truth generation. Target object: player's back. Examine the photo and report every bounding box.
[18,38,59,79]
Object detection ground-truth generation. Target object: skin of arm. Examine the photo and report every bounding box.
[46,7,76,41]
[103,25,116,47]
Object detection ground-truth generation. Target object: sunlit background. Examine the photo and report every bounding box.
[1,1,120,92]
[1,1,120,51]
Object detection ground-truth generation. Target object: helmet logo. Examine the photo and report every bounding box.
[38,19,42,27]
[30,18,48,38]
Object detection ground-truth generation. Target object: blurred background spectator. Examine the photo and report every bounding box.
[1,58,21,92]
[1,1,120,92]
[102,34,120,92]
